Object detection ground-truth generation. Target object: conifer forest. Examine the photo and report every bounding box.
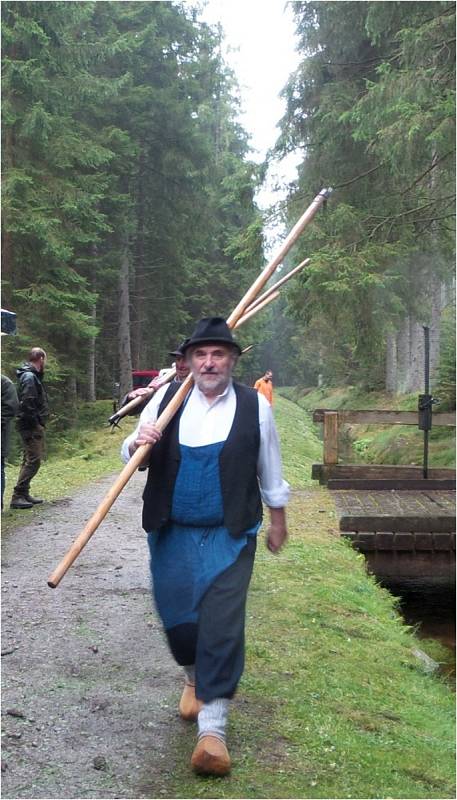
[2,1,455,418]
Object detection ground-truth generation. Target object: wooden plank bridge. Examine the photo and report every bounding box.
[334,489,455,581]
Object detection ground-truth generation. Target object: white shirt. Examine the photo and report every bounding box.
[121,380,290,508]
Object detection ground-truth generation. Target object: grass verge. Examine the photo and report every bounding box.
[273,395,323,487]
[168,490,455,799]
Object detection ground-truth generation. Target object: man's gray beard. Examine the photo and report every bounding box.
[194,373,230,396]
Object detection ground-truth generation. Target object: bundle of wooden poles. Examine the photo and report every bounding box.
[108,255,310,426]
[48,187,332,589]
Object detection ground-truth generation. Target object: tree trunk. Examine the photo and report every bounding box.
[429,276,445,384]
[1,230,14,305]
[396,316,411,393]
[427,149,443,386]
[87,301,97,402]
[317,348,324,388]
[408,318,424,392]
[118,245,133,400]
[86,247,97,402]
[63,374,78,426]
[2,123,15,302]
[385,331,397,392]
[68,375,77,399]
[132,148,146,370]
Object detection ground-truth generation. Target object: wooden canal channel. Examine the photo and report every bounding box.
[312,407,456,583]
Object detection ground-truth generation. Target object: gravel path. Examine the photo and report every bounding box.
[1,472,184,799]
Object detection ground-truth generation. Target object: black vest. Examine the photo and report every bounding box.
[142,381,262,537]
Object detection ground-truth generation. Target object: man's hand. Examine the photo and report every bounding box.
[126,374,168,402]
[148,376,166,391]
[266,507,288,553]
[129,422,162,459]
[127,387,153,400]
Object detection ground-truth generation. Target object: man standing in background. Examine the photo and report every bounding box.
[10,347,49,510]
[254,369,274,406]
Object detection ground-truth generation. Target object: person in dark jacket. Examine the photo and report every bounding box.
[1,375,19,509]
[121,318,289,777]
[10,348,49,509]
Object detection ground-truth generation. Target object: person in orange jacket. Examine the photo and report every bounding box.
[254,369,274,406]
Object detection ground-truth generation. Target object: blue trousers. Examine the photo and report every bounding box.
[148,533,256,703]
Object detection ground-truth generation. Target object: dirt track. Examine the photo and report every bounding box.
[1,472,184,799]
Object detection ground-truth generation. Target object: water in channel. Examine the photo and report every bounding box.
[382,578,456,682]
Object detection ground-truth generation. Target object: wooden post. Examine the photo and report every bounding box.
[323,411,338,465]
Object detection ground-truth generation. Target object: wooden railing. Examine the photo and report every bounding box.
[312,408,456,467]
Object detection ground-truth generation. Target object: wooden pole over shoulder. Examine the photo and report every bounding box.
[245,258,310,313]
[47,188,332,588]
[47,373,195,588]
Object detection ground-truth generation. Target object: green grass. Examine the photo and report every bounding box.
[168,491,455,799]
[273,395,323,487]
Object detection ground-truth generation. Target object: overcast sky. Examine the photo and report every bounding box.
[197,0,301,235]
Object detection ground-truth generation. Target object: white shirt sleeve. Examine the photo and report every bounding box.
[120,385,169,463]
[257,393,290,508]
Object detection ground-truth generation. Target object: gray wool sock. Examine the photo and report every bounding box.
[197,698,229,741]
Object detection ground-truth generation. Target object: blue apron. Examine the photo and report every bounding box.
[147,441,259,630]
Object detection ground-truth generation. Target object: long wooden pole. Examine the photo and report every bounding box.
[226,188,331,327]
[244,258,310,314]
[48,190,331,588]
[235,290,280,326]
[48,375,194,588]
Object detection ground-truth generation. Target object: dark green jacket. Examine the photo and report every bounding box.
[1,375,19,458]
[16,363,49,430]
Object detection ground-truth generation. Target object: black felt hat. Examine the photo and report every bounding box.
[181,317,241,355]
[169,339,189,358]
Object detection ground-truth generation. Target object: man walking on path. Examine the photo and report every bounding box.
[121,318,289,777]
[10,347,49,510]
[254,369,274,406]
